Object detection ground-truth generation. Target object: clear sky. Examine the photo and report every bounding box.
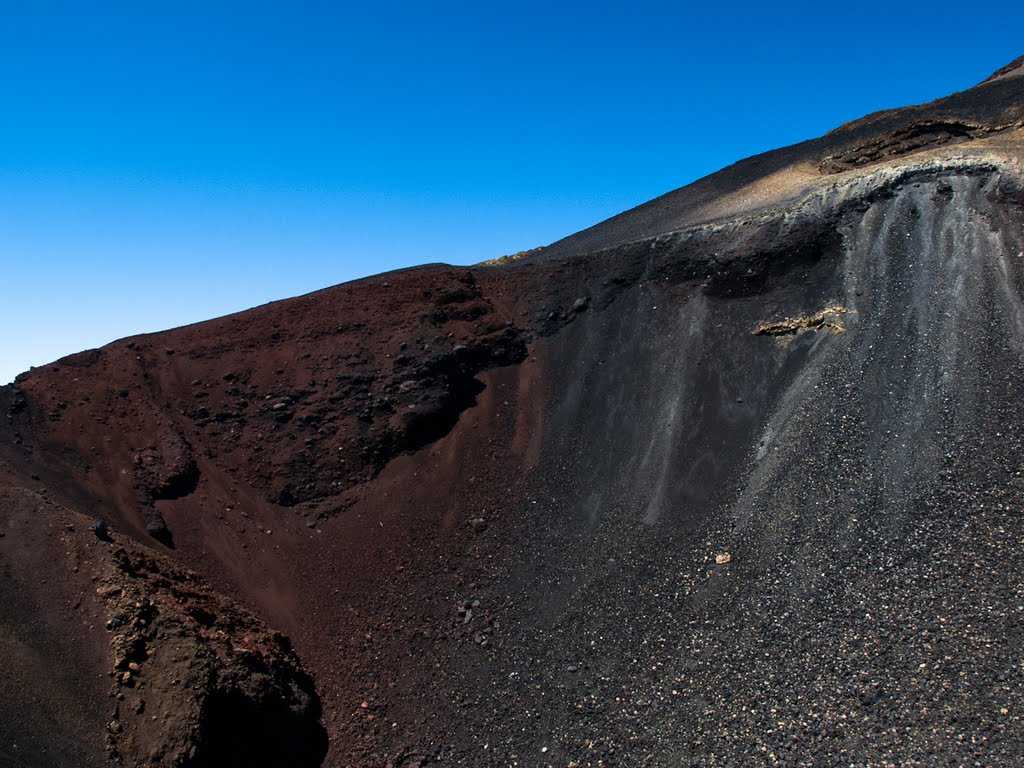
[2,2,1022,384]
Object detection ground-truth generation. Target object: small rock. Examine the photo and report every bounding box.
[145,519,173,547]
[572,297,589,312]
[90,519,110,541]
[470,517,488,533]
[105,616,124,630]
[715,552,732,565]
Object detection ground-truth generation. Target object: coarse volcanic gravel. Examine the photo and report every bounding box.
[434,173,1024,767]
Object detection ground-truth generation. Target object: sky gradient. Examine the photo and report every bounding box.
[2,2,1023,383]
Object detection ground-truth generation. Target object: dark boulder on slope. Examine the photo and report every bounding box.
[4,59,1024,767]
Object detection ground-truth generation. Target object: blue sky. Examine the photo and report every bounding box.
[2,2,1022,384]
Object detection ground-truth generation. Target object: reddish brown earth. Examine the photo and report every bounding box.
[5,60,1024,767]
[0,265,572,766]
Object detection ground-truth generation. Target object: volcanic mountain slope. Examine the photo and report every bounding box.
[4,59,1024,768]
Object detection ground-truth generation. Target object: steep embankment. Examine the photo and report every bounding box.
[446,167,1024,767]
[4,62,1024,767]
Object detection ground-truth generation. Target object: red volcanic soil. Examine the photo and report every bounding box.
[6,60,1024,767]
[1,263,572,766]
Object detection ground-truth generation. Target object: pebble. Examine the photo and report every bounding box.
[90,519,109,540]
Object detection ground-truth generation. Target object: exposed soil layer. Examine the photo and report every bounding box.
[754,304,850,338]
[4,61,1024,767]
[816,120,1009,173]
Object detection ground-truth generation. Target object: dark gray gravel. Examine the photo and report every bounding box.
[435,172,1024,768]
